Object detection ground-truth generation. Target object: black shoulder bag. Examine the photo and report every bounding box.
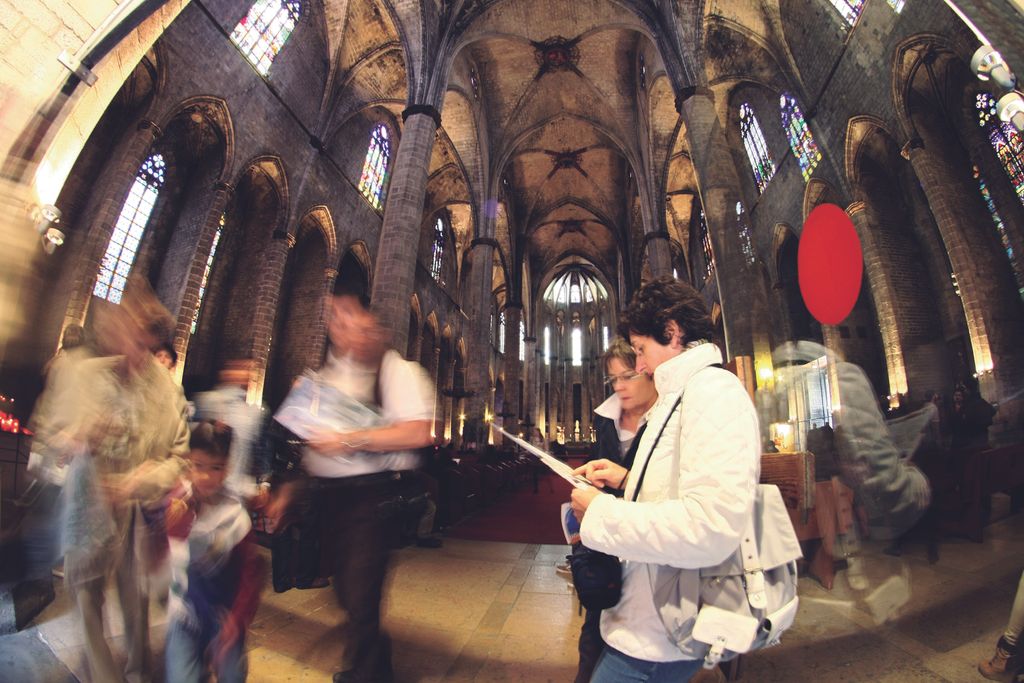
[568,392,685,611]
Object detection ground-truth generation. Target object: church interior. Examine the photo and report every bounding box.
[1,0,1024,681]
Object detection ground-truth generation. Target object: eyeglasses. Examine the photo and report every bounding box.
[604,371,644,388]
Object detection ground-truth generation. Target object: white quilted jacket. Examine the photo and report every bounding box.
[580,342,762,662]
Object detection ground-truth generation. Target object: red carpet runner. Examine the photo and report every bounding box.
[446,471,577,545]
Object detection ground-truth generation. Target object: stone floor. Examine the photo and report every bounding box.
[5,502,1023,682]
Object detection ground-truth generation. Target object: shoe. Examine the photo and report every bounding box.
[979,636,1017,680]
[555,561,572,577]
[416,536,443,548]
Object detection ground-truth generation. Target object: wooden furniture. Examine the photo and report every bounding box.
[940,443,1024,542]
[758,451,857,590]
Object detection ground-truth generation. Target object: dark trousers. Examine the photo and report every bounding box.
[576,607,606,683]
[320,475,405,683]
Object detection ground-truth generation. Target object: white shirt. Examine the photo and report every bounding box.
[301,349,435,478]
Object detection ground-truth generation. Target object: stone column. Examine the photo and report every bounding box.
[678,88,765,358]
[464,237,496,443]
[644,230,673,278]
[370,105,440,352]
[173,180,234,373]
[523,335,538,433]
[502,303,522,434]
[63,118,163,328]
[440,352,455,442]
[248,231,294,405]
[847,203,908,401]
[431,344,442,439]
[903,136,1024,417]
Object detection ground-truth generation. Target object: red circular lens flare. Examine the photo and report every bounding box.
[798,203,863,326]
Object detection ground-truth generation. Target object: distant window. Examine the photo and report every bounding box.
[780,93,821,182]
[230,0,302,76]
[430,216,445,285]
[736,202,756,265]
[191,213,224,334]
[886,0,905,12]
[94,153,165,304]
[977,92,1024,206]
[498,310,506,354]
[828,0,865,27]
[570,282,581,304]
[519,320,526,362]
[740,103,776,193]
[974,166,1024,299]
[358,124,391,210]
[602,325,609,351]
[638,53,647,90]
[699,209,714,283]
[571,328,582,367]
[544,326,551,366]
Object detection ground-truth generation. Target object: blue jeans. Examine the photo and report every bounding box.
[589,646,703,683]
[165,618,247,683]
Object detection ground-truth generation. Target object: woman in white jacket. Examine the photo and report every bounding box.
[572,276,761,683]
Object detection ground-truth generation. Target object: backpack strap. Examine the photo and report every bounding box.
[629,363,722,502]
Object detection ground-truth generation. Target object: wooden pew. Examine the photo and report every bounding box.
[759,451,857,590]
[940,443,1024,542]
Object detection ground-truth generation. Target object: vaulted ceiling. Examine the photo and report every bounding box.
[318,0,792,301]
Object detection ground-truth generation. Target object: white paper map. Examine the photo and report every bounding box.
[493,426,595,490]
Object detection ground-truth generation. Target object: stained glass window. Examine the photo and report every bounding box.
[828,0,865,27]
[94,153,165,304]
[699,209,714,283]
[887,0,905,12]
[571,328,582,367]
[191,213,224,334]
[740,103,776,193]
[544,326,551,366]
[519,320,526,362]
[780,94,822,182]
[358,124,391,210]
[230,1,301,77]
[977,92,1024,206]
[974,166,1024,299]
[430,216,445,285]
[499,311,506,354]
[736,202,756,266]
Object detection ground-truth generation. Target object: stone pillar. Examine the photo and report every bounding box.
[248,231,294,405]
[63,118,163,328]
[904,136,1024,418]
[502,303,522,434]
[847,203,908,401]
[440,352,455,442]
[431,344,442,439]
[464,237,496,443]
[678,88,765,358]
[173,180,234,374]
[523,335,538,433]
[644,230,673,278]
[370,105,440,352]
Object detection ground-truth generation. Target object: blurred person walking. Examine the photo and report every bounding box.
[53,284,189,683]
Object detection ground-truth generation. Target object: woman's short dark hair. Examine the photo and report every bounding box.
[617,276,715,346]
[189,420,233,460]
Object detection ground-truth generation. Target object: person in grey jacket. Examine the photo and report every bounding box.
[571,277,761,683]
